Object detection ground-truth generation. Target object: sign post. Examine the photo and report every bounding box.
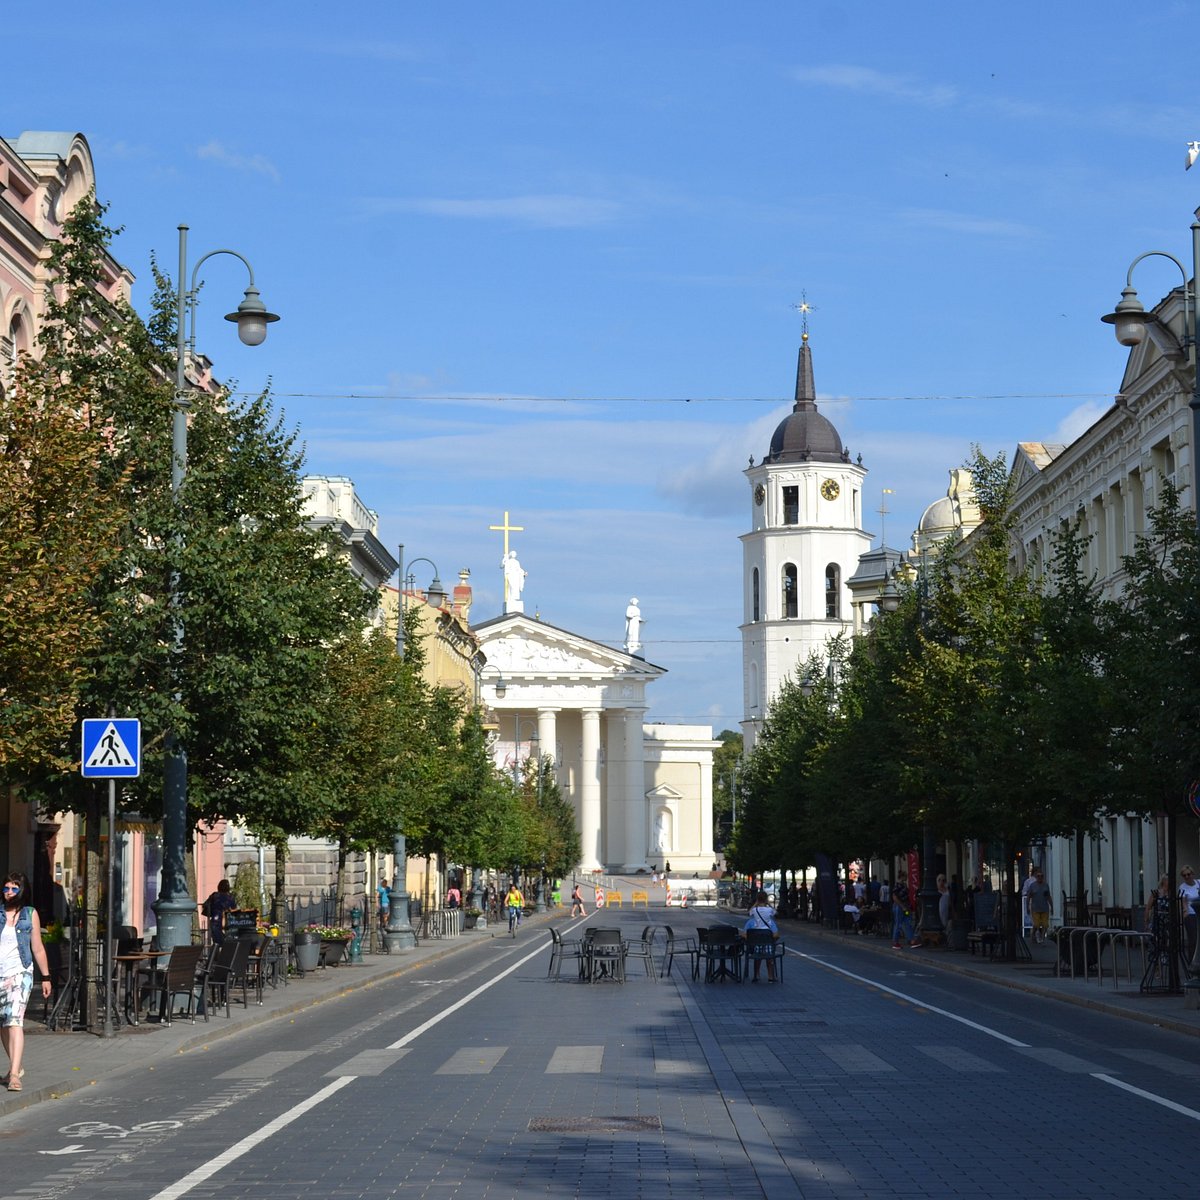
[81,720,140,1038]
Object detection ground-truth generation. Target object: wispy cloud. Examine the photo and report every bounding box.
[196,140,281,183]
[793,64,958,108]
[1052,399,1113,445]
[358,194,623,229]
[900,208,1039,238]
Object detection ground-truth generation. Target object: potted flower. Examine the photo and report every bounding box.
[464,907,483,930]
[311,924,353,966]
[39,920,67,988]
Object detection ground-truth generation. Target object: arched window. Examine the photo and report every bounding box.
[752,568,760,622]
[782,563,798,619]
[825,563,840,619]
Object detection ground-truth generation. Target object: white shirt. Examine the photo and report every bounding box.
[0,918,21,977]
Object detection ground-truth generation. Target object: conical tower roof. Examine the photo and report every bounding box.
[765,337,846,465]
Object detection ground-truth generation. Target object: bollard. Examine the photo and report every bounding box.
[349,906,364,963]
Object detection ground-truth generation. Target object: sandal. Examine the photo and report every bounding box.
[0,1068,23,1087]
[7,1077,22,1092]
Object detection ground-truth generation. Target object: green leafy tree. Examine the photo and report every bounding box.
[0,359,129,781]
[712,730,742,851]
[1105,482,1200,988]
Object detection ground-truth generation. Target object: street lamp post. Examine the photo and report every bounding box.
[154,225,278,952]
[383,547,447,954]
[1102,215,1200,541]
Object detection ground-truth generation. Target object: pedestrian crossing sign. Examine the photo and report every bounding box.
[81,719,141,778]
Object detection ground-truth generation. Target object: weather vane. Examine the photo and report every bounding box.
[791,292,817,341]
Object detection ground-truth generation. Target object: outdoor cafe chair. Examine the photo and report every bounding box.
[139,944,205,1026]
[547,927,584,980]
[743,929,785,982]
[624,925,657,982]
[701,924,744,982]
[206,938,252,1018]
[660,925,698,980]
[587,929,626,984]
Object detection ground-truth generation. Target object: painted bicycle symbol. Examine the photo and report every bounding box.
[58,1119,183,1140]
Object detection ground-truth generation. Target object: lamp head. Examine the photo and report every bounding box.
[1101,285,1148,347]
[426,575,447,608]
[225,285,280,346]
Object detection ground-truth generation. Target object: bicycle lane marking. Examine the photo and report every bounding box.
[796,949,1200,1122]
[147,938,549,1200]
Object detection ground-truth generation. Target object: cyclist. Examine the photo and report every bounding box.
[506,882,524,935]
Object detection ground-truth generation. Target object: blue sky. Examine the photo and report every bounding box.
[7,2,1200,730]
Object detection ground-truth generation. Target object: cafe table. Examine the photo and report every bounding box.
[113,949,170,1025]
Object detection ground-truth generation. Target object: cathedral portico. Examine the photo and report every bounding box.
[475,608,715,874]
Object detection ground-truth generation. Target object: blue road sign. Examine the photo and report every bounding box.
[81,719,141,779]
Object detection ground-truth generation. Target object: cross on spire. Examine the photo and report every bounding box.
[489,510,524,558]
[791,291,817,342]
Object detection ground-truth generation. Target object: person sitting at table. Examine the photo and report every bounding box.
[742,890,779,982]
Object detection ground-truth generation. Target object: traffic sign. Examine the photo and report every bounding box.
[81,719,141,778]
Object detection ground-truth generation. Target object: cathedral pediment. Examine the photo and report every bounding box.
[476,614,665,679]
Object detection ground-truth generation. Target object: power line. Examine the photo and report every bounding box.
[232,389,1114,406]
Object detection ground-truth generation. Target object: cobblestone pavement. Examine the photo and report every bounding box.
[2,899,1199,1198]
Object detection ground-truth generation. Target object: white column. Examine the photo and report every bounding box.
[624,709,648,870]
[605,710,625,868]
[536,708,559,773]
[580,709,602,870]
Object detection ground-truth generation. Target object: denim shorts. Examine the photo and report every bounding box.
[0,968,33,1028]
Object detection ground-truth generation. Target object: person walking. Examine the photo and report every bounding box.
[570,884,586,918]
[1025,869,1053,944]
[1,873,52,1092]
[891,883,920,948]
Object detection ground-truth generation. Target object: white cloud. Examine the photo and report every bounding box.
[792,64,957,108]
[196,140,281,183]
[358,194,623,229]
[1052,399,1113,445]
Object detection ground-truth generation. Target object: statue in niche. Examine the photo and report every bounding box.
[654,811,670,853]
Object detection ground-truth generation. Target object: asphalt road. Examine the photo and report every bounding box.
[1,915,1195,1199]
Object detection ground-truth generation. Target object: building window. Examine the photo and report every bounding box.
[825,564,840,619]
[783,485,799,525]
[782,563,798,619]
[752,567,760,622]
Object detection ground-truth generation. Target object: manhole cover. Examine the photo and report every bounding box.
[529,1116,662,1133]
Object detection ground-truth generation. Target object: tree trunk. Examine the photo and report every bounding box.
[1167,809,1181,992]
[1003,844,1018,960]
[272,840,287,923]
[336,842,348,925]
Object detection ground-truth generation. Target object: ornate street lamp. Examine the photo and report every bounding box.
[155,225,278,952]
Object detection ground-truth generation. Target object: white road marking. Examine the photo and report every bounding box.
[1093,1073,1200,1121]
[146,1077,355,1200]
[148,938,548,1199]
[792,950,1031,1047]
[546,1045,603,1073]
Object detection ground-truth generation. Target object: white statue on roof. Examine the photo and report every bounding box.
[503,550,526,612]
[624,597,643,655]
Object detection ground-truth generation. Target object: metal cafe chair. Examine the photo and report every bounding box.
[547,927,584,980]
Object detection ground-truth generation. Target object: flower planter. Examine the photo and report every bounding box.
[293,930,321,973]
[320,937,350,967]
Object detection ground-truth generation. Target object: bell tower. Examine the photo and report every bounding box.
[739,334,870,750]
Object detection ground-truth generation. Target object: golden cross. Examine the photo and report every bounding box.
[489,510,524,558]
